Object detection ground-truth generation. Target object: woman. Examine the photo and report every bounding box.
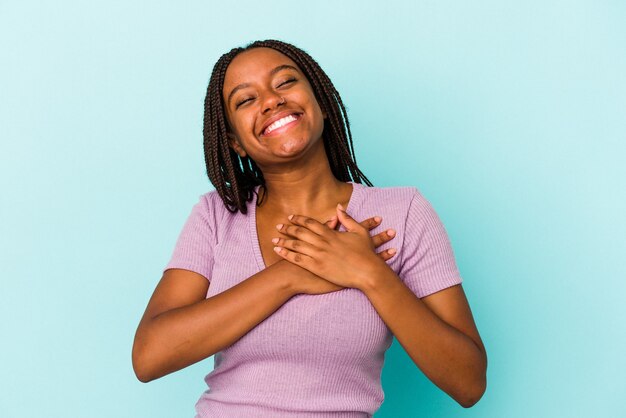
[132,39,487,417]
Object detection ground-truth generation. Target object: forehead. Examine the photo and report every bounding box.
[223,47,301,92]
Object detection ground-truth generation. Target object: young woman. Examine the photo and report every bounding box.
[132,39,487,417]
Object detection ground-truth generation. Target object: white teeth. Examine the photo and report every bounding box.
[265,114,298,134]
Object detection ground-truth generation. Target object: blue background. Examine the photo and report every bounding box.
[1,1,624,417]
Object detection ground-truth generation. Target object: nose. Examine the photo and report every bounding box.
[261,90,285,114]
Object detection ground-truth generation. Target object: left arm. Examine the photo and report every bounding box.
[273,205,487,407]
[360,267,487,408]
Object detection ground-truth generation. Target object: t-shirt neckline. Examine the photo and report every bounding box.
[248,181,364,271]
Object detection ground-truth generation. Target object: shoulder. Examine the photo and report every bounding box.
[183,189,234,232]
[357,183,422,210]
[193,188,253,230]
[196,189,222,206]
[355,183,444,233]
[193,189,233,215]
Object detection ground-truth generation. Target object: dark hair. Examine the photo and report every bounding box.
[203,39,373,214]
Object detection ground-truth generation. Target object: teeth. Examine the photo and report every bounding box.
[265,114,298,134]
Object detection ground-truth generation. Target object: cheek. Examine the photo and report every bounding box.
[228,113,253,136]
[311,101,326,132]
[301,93,324,122]
[224,111,238,132]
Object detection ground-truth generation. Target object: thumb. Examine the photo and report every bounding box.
[324,215,339,230]
[336,203,361,232]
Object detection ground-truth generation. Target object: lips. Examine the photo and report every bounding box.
[260,111,302,137]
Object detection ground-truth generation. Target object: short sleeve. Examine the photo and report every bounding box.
[398,189,463,298]
[163,194,216,281]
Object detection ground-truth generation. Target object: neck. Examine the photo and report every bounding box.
[256,147,353,215]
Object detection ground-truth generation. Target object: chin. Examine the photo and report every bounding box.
[276,137,312,155]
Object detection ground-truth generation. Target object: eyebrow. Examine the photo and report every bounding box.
[226,64,300,107]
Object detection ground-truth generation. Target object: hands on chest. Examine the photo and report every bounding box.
[271,203,397,291]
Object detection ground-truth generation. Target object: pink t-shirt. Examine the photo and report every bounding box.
[164,181,463,417]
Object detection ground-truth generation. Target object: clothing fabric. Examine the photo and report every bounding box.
[164,181,463,417]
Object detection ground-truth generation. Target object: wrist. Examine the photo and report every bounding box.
[272,259,306,296]
[358,258,396,294]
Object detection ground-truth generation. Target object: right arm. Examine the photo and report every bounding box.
[132,260,300,383]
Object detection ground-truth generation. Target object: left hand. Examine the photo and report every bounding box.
[272,203,390,290]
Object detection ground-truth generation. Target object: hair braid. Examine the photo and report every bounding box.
[203,39,373,214]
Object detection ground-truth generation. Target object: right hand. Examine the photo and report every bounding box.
[291,215,397,295]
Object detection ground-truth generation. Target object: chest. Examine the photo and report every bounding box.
[208,208,295,294]
[256,220,285,268]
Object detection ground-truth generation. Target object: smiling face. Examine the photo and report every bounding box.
[222,47,327,170]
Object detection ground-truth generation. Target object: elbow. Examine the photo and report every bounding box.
[132,335,159,383]
[133,352,160,383]
[134,370,153,384]
[458,391,484,409]
[456,375,487,408]
[457,344,488,408]
[133,364,154,384]
[132,348,153,383]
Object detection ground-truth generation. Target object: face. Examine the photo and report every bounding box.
[222,47,327,169]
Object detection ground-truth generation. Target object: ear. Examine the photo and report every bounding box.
[227,132,247,158]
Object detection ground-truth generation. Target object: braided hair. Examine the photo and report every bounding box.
[203,39,373,214]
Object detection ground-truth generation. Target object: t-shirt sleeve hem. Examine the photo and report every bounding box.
[413,275,463,298]
[163,263,211,282]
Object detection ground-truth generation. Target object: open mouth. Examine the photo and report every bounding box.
[261,113,302,137]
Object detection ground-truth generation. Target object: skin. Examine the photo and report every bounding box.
[132,47,487,408]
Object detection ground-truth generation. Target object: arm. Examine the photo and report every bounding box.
[272,200,487,407]
[361,273,487,408]
[132,260,297,383]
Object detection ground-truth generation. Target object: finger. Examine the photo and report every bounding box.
[376,247,397,262]
[325,216,338,230]
[336,203,364,233]
[371,228,396,248]
[277,221,327,248]
[271,236,318,258]
[285,214,333,238]
[359,216,382,231]
[273,244,315,270]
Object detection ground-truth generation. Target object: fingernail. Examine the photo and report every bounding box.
[273,246,282,253]
[387,229,396,237]
[271,238,279,244]
[276,223,283,230]
[288,214,294,220]
[388,248,397,255]
[337,203,345,211]
[374,216,382,223]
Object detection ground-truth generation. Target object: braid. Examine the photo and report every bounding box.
[203,39,373,214]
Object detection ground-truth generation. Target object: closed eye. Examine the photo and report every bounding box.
[279,78,297,87]
[236,97,253,108]
[235,78,298,109]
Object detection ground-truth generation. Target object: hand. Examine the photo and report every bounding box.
[323,214,397,262]
[283,214,397,295]
[273,204,394,291]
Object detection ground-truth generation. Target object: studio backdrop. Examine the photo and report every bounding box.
[1,1,624,417]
